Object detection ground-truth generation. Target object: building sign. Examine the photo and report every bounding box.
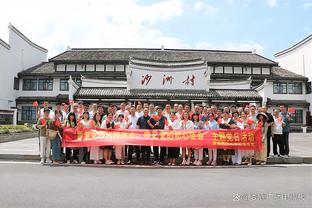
[129,66,208,90]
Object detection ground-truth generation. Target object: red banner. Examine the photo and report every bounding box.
[62,128,262,150]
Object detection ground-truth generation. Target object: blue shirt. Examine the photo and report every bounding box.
[207,120,219,130]
[279,112,291,133]
[137,115,151,129]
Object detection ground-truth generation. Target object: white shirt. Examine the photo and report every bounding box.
[180,120,194,130]
[39,108,55,120]
[167,119,181,130]
[128,114,139,129]
[272,116,283,135]
[135,111,144,118]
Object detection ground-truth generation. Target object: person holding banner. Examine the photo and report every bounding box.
[231,112,242,165]
[36,109,52,164]
[192,113,204,166]
[89,112,103,164]
[180,111,194,165]
[240,111,254,166]
[137,108,151,165]
[100,112,115,165]
[255,112,268,165]
[206,113,219,166]
[63,112,79,164]
[49,110,63,164]
[167,112,181,166]
[114,114,129,165]
[127,106,140,164]
[77,111,91,164]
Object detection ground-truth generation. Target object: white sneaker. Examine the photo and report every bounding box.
[40,158,45,164]
[73,160,78,164]
[285,155,289,158]
[81,161,86,165]
[273,155,278,158]
[186,158,191,165]
[181,159,186,165]
[196,161,202,166]
[94,160,98,164]
[66,160,71,164]
[46,158,52,163]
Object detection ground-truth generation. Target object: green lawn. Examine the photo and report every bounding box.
[0,125,34,134]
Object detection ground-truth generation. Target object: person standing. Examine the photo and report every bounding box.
[192,113,204,166]
[167,112,180,166]
[272,109,285,157]
[63,112,79,164]
[36,109,52,164]
[279,105,291,158]
[49,110,63,164]
[89,112,103,164]
[114,114,128,165]
[136,108,151,165]
[206,113,219,166]
[101,112,115,165]
[254,112,268,165]
[148,107,167,165]
[180,112,194,165]
[127,106,140,164]
[77,111,91,164]
[261,106,274,157]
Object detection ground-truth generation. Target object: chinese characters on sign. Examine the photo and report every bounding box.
[182,75,195,86]
[162,75,174,85]
[141,74,152,86]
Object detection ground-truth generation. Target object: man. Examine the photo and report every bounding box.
[136,108,151,165]
[37,101,54,120]
[55,102,65,121]
[148,103,157,116]
[279,105,291,158]
[89,103,98,119]
[163,104,171,120]
[127,106,140,164]
[173,103,179,114]
[136,103,143,117]
[261,106,274,157]
[148,107,167,165]
[248,105,258,129]
[114,102,129,120]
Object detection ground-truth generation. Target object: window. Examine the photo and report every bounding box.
[86,64,95,72]
[56,64,65,71]
[243,67,252,74]
[66,64,75,71]
[96,64,105,71]
[74,78,82,86]
[253,67,261,74]
[38,79,53,91]
[233,67,242,74]
[224,66,233,74]
[106,65,114,71]
[290,109,303,123]
[214,66,223,73]
[262,67,270,75]
[60,79,69,91]
[23,79,37,90]
[115,65,125,72]
[21,106,37,121]
[14,77,19,90]
[287,83,302,94]
[76,64,85,72]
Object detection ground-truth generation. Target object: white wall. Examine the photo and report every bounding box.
[0,25,47,111]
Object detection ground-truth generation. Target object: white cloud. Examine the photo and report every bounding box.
[0,0,185,58]
[302,2,312,8]
[195,41,264,54]
[266,0,278,8]
[193,1,219,14]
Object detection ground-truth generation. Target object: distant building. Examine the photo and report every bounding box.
[16,47,310,128]
[275,33,312,126]
[0,24,47,124]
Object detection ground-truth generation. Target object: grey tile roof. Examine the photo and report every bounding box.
[50,48,277,65]
[271,66,308,81]
[18,62,55,75]
[16,94,68,102]
[74,88,262,100]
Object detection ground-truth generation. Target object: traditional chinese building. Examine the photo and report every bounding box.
[15,47,310,128]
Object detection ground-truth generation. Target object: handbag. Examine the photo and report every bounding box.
[46,129,58,140]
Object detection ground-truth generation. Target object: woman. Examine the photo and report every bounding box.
[77,111,91,164]
[254,112,268,165]
[167,112,180,166]
[114,114,128,165]
[239,111,254,166]
[180,112,194,165]
[63,112,79,164]
[218,112,235,165]
[231,112,242,165]
[192,113,204,166]
[89,112,104,164]
[101,112,115,165]
[205,113,219,166]
[49,110,63,164]
[36,109,52,164]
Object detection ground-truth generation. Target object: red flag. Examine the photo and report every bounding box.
[153,115,160,122]
[41,118,47,126]
[55,120,61,127]
[288,107,296,113]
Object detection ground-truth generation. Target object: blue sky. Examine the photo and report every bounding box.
[0,0,311,59]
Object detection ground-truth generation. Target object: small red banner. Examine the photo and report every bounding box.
[62,128,262,150]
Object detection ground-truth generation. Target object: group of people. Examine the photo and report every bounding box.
[36,101,291,166]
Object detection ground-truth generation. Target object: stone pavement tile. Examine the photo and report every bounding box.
[0,137,39,155]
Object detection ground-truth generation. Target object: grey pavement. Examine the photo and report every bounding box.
[0,162,311,208]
